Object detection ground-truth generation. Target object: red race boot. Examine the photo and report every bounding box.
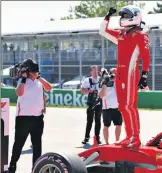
[115,136,141,148]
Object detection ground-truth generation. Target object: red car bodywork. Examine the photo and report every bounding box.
[78,133,162,173]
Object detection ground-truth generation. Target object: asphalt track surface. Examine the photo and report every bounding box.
[8,106,162,173]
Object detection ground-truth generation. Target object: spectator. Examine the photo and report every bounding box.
[3,43,7,53]
[8,59,52,173]
[9,44,14,51]
[81,65,102,144]
[99,67,122,144]
[68,43,75,52]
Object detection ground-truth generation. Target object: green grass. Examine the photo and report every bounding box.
[9,102,162,110]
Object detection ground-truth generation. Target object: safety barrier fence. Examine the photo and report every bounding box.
[1,87,162,109]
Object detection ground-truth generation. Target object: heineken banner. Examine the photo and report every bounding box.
[44,89,88,107]
[2,87,162,109]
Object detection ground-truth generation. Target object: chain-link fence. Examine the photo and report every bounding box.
[2,30,162,90]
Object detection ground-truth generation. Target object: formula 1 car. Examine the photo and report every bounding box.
[32,132,162,173]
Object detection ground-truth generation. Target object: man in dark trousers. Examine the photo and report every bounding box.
[81,65,102,144]
[8,59,52,173]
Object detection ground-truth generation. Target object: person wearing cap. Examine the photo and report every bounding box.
[8,58,52,173]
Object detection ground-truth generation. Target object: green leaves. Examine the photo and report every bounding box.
[61,0,127,20]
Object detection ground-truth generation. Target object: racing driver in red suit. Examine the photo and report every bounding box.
[99,5,150,148]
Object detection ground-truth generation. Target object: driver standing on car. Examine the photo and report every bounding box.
[81,65,102,145]
[99,5,150,147]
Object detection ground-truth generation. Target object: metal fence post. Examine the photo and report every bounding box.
[37,37,41,68]
[152,40,155,91]
[18,38,21,63]
[101,37,104,67]
[58,39,61,86]
[79,40,82,84]
[1,38,4,83]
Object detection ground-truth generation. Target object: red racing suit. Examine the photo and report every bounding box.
[99,18,150,147]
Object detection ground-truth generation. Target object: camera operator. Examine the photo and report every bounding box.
[98,67,123,145]
[81,65,102,145]
[30,91,46,149]
[8,59,52,173]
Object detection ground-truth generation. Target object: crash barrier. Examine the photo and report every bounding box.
[1,87,162,109]
[1,98,10,173]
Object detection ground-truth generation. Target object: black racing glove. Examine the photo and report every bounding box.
[138,71,148,89]
[105,7,117,20]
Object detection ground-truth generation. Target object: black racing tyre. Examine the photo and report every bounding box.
[32,152,87,173]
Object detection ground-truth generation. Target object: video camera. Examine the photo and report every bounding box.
[99,67,115,88]
[9,59,39,79]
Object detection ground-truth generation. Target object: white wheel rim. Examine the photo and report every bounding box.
[39,164,62,173]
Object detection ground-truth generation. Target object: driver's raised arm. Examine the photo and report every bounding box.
[99,7,120,45]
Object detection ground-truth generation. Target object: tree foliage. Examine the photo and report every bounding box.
[34,41,55,50]
[61,0,128,20]
[148,2,162,14]
[40,42,54,50]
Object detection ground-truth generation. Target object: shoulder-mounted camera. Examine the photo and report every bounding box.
[99,68,115,88]
[9,58,39,79]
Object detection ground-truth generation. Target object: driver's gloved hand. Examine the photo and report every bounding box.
[105,7,117,20]
[138,71,148,89]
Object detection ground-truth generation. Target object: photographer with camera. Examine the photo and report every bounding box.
[81,65,102,145]
[99,67,122,145]
[8,59,52,173]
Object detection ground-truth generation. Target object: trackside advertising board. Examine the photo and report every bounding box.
[44,90,88,107]
[2,88,162,108]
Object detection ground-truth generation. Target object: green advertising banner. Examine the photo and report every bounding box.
[1,88,88,107]
[138,91,162,109]
[44,89,88,107]
[1,87,17,103]
[1,87,162,109]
